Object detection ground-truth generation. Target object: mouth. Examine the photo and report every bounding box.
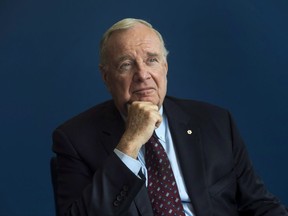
[132,88,155,95]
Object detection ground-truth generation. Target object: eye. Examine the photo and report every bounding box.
[119,61,132,71]
[147,58,159,64]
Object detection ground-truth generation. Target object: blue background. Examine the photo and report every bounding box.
[1,0,287,215]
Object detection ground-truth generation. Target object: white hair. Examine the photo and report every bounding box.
[99,18,169,64]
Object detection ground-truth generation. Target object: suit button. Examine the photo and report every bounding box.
[113,200,119,207]
[116,195,122,201]
[123,185,129,191]
[120,190,126,196]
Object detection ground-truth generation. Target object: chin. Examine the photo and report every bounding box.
[137,96,158,104]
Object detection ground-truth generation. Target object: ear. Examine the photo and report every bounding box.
[99,64,108,82]
[164,61,168,77]
[99,64,110,91]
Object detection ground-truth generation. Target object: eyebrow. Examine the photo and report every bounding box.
[116,55,132,63]
[147,52,160,58]
[116,52,161,63]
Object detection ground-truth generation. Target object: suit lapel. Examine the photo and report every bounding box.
[164,98,212,216]
[99,103,126,153]
[133,184,154,215]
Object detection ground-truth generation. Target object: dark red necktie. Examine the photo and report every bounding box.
[145,133,185,216]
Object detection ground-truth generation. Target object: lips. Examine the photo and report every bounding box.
[133,87,155,94]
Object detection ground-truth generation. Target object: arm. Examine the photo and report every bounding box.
[52,129,145,216]
[228,113,288,215]
[51,101,161,216]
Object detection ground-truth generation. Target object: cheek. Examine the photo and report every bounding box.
[156,73,167,89]
[157,75,168,98]
[109,76,131,96]
[161,78,167,93]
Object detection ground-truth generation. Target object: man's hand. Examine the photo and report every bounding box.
[116,101,162,159]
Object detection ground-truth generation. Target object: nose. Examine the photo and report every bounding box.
[132,62,151,82]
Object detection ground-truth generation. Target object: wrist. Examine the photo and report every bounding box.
[116,137,141,159]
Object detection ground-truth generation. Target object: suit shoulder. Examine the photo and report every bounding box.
[165,96,228,115]
[165,96,233,132]
[54,100,116,132]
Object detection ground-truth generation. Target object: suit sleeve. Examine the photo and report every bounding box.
[228,113,288,216]
[52,128,145,216]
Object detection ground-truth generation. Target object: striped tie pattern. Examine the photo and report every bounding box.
[145,133,185,216]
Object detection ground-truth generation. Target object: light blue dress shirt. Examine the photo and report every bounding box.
[114,107,195,216]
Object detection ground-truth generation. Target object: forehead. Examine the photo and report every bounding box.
[105,24,163,56]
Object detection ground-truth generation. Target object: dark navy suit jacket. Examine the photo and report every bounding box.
[52,96,288,216]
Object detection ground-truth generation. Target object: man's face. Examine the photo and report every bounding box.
[100,23,168,115]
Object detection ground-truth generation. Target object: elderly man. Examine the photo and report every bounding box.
[52,18,287,216]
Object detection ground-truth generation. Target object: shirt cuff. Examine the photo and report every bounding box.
[114,149,142,176]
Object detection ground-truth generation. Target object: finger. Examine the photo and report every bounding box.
[154,113,163,128]
[127,103,131,112]
[131,101,157,107]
